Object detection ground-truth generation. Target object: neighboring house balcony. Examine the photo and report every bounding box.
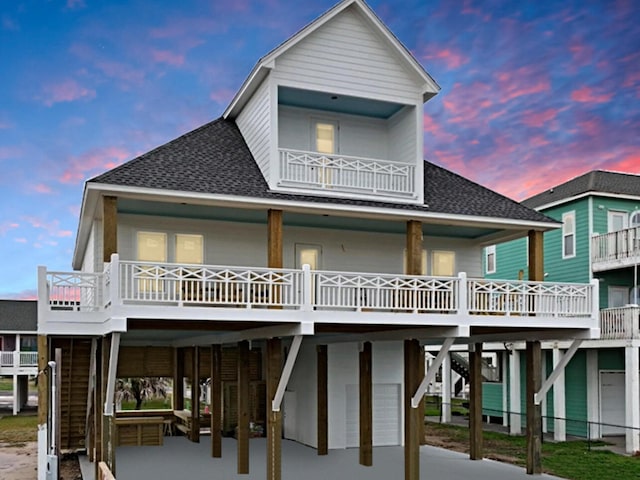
[38,255,600,336]
[600,305,640,340]
[591,226,640,272]
[0,351,38,375]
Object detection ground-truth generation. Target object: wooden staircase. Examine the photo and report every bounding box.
[51,337,92,451]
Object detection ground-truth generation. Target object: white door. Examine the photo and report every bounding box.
[600,371,625,435]
[345,383,401,447]
[609,287,629,308]
[608,211,628,232]
[283,390,297,440]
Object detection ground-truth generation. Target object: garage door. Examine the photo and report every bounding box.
[600,371,625,435]
[346,383,401,447]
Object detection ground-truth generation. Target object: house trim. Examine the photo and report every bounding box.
[530,191,640,212]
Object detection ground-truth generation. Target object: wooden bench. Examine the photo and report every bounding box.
[115,416,164,446]
[173,409,193,436]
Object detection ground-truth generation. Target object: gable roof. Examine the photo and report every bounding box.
[523,170,640,209]
[0,300,37,332]
[89,118,555,225]
[223,0,440,118]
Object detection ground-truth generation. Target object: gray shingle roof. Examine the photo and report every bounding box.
[523,170,640,209]
[89,118,554,224]
[0,300,37,332]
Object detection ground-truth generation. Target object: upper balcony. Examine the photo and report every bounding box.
[599,305,640,340]
[0,351,38,375]
[38,255,599,337]
[591,226,640,272]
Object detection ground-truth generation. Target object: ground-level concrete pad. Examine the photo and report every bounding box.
[102,437,564,480]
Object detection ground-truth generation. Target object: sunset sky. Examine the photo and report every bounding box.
[0,0,639,298]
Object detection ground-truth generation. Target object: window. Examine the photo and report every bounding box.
[608,211,627,232]
[485,245,496,274]
[432,251,455,276]
[562,212,575,258]
[314,122,337,154]
[403,248,427,275]
[631,211,640,228]
[176,234,203,265]
[137,232,167,293]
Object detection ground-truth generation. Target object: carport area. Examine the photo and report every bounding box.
[81,436,563,480]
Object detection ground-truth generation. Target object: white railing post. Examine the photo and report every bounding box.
[590,279,599,327]
[458,272,468,314]
[37,265,49,315]
[301,264,312,311]
[633,306,640,340]
[13,351,19,369]
[109,254,121,307]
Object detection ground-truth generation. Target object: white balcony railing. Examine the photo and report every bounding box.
[0,351,38,368]
[40,255,598,324]
[600,305,640,339]
[592,227,640,268]
[278,148,415,198]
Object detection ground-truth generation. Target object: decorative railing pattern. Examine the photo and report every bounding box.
[118,261,303,308]
[46,271,103,311]
[0,351,38,368]
[592,227,640,266]
[313,272,457,312]
[600,306,640,340]
[279,148,415,198]
[468,280,593,317]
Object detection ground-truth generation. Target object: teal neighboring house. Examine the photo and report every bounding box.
[484,170,640,452]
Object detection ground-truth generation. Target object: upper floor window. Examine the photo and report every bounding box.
[314,120,338,154]
[175,234,203,265]
[137,232,167,263]
[562,212,575,258]
[608,210,627,232]
[631,211,640,228]
[485,245,496,274]
[432,250,455,276]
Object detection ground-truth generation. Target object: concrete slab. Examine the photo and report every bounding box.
[108,437,564,480]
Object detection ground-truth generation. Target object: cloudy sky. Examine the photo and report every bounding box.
[0,0,638,298]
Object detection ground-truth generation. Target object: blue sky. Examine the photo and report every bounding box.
[0,0,639,298]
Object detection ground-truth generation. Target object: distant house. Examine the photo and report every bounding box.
[0,300,38,415]
[36,1,599,479]
[485,170,640,453]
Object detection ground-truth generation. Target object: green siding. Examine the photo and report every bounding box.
[482,382,503,416]
[592,197,640,236]
[545,350,554,433]
[565,350,588,437]
[598,348,625,370]
[487,237,528,280]
[598,270,637,308]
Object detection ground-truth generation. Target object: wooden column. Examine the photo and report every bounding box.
[174,348,184,411]
[93,339,102,478]
[406,220,423,276]
[268,209,283,268]
[237,340,250,474]
[526,341,542,474]
[360,341,373,466]
[100,335,111,471]
[37,335,48,431]
[103,196,118,263]
[317,345,328,455]
[404,339,420,480]
[211,344,222,458]
[267,338,283,480]
[469,343,483,460]
[527,229,544,474]
[190,346,200,443]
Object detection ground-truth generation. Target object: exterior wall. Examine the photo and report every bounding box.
[592,196,640,236]
[278,105,390,160]
[598,270,637,309]
[272,7,423,105]
[387,106,416,165]
[482,382,503,416]
[564,350,587,437]
[236,78,271,183]
[116,214,482,276]
[486,237,527,280]
[599,348,625,370]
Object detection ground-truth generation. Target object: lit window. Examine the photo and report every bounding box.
[315,122,336,154]
[137,232,167,293]
[176,234,203,265]
[486,245,496,274]
[432,251,455,276]
[562,212,575,258]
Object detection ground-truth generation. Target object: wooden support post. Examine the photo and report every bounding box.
[406,220,423,276]
[404,339,420,480]
[267,338,283,480]
[174,347,184,411]
[190,346,200,443]
[469,343,483,460]
[237,340,250,474]
[93,339,103,478]
[526,341,542,474]
[100,335,110,471]
[528,230,544,281]
[37,335,48,430]
[360,342,373,466]
[268,209,283,269]
[103,196,118,263]
[317,345,328,456]
[211,344,222,458]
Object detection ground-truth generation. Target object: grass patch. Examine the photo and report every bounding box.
[119,398,172,410]
[425,396,468,417]
[0,415,38,444]
[0,377,13,391]
[426,422,640,480]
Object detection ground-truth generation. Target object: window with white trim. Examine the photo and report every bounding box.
[485,245,496,274]
[562,211,575,258]
[608,210,627,232]
[432,250,455,276]
[631,211,640,228]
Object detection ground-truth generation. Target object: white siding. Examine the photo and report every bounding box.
[278,106,389,160]
[82,221,103,273]
[273,7,422,104]
[388,106,416,164]
[236,78,271,182]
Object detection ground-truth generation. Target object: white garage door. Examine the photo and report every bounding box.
[346,383,401,447]
[600,371,625,435]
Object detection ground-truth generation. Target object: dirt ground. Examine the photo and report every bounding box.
[0,442,82,480]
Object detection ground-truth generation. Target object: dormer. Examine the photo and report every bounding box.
[224,0,439,205]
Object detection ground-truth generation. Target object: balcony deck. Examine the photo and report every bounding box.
[599,305,640,340]
[38,255,600,338]
[0,351,38,375]
[592,226,640,271]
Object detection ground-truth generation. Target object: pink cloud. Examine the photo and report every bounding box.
[22,216,73,238]
[443,82,493,124]
[424,48,469,70]
[14,238,27,243]
[568,41,595,69]
[0,222,19,235]
[0,145,22,160]
[423,114,458,143]
[495,67,550,102]
[570,86,613,103]
[95,60,146,85]
[151,49,185,67]
[59,146,130,184]
[42,79,95,106]
[210,88,235,104]
[32,183,54,194]
[521,108,558,128]
[606,153,640,173]
[5,289,37,300]
[149,17,219,40]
